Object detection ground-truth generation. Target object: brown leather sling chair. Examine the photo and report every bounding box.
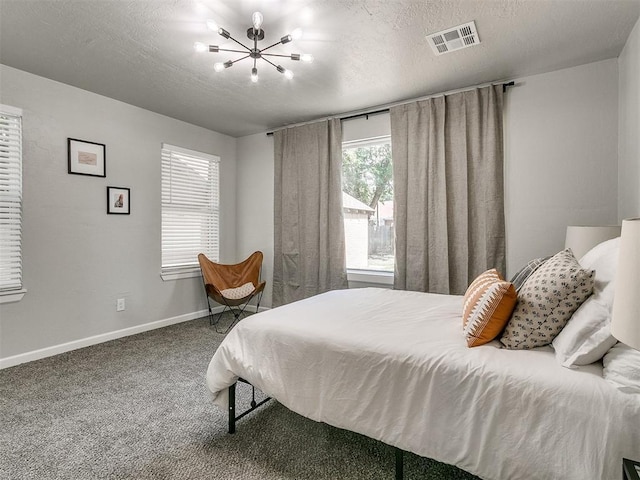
[198,251,266,333]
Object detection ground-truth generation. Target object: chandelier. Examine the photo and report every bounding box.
[194,11,313,82]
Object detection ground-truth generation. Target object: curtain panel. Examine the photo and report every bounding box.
[391,85,505,295]
[273,119,348,307]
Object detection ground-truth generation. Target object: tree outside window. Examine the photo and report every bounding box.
[342,137,394,272]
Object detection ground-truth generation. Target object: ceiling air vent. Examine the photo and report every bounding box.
[427,21,480,56]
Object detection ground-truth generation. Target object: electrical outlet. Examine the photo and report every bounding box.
[116,298,125,311]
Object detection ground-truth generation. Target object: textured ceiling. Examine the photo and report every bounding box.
[1,0,639,137]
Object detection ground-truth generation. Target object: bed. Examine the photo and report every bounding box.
[206,287,640,480]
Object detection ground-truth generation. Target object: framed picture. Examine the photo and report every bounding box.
[107,186,130,215]
[68,138,106,177]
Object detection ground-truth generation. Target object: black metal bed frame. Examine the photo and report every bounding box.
[227,380,406,479]
[227,378,272,434]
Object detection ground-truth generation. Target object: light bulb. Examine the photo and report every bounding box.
[251,67,259,83]
[194,42,207,53]
[300,53,314,63]
[291,28,303,40]
[206,19,218,31]
[213,62,224,72]
[281,34,292,44]
[276,65,294,79]
[252,11,263,30]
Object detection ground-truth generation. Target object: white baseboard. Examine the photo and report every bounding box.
[1,304,271,370]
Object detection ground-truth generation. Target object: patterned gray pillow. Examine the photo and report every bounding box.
[501,249,595,350]
[509,256,551,292]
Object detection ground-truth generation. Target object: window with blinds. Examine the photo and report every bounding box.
[0,105,23,295]
[161,144,220,277]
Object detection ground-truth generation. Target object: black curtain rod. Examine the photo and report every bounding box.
[340,108,389,122]
[266,81,515,136]
[502,80,515,92]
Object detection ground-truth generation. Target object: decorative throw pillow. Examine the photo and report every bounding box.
[552,238,620,367]
[602,343,640,394]
[509,256,550,292]
[500,249,595,350]
[220,282,255,300]
[462,269,517,347]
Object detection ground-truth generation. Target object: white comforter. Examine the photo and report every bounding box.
[206,288,640,480]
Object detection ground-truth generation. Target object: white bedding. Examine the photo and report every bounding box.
[206,288,640,480]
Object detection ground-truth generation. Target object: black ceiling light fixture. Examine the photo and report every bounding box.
[194,11,313,82]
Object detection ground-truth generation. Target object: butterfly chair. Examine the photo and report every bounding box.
[198,251,266,333]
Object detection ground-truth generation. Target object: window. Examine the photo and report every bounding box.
[161,144,219,280]
[0,105,24,302]
[342,136,394,272]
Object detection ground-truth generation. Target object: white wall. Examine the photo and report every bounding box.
[505,59,619,275]
[618,16,640,220]
[342,113,390,141]
[0,65,237,362]
[235,132,274,307]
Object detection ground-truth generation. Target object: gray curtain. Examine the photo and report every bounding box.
[273,119,348,307]
[390,85,505,295]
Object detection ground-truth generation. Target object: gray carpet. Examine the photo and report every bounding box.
[0,313,481,480]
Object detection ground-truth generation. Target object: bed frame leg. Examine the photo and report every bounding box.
[395,447,404,480]
[227,380,271,435]
[228,382,236,434]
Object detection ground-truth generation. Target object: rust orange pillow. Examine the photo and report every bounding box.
[462,269,517,347]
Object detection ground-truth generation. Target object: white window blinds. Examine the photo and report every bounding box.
[0,105,23,292]
[161,144,220,275]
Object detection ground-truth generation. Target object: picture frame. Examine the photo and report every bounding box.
[107,186,130,215]
[68,138,106,177]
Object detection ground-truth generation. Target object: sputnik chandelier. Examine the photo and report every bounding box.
[194,11,313,82]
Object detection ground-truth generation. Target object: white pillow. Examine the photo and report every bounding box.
[552,237,619,367]
[578,236,619,307]
[603,343,640,394]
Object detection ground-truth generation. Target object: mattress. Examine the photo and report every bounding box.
[206,287,640,480]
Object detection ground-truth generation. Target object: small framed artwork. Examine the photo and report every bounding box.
[107,186,130,215]
[68,138,106,177]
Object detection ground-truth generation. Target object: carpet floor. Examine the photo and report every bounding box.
[0,314,480,480]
